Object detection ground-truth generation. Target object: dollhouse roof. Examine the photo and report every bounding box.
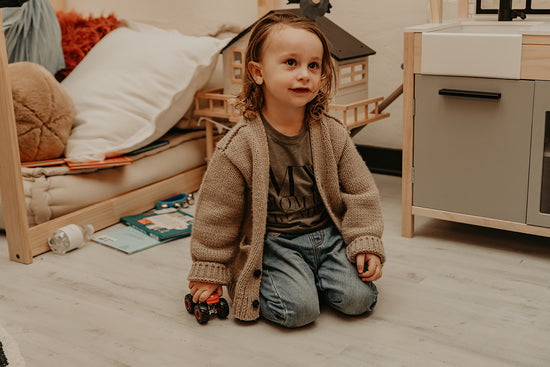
[222,8,375,62]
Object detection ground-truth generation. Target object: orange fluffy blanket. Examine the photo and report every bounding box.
[55,11,120,81]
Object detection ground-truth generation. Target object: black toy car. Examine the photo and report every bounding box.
[185,292,229,324]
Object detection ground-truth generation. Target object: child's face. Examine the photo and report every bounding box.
[249,25,324,115]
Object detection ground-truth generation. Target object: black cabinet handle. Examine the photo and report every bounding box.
[438,88,501,100]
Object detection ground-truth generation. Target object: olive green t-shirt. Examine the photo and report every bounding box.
[262,116,330,234]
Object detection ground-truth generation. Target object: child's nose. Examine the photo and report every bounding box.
[297,66,310,80]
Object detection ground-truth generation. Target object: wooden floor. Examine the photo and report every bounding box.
[1,174,549,367]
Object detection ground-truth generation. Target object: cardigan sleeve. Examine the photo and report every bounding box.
[337,130,386,264]
[187,149,247,285]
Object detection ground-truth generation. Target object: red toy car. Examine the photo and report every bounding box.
[185,292,229,324]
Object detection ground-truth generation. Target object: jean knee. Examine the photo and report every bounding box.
[261,297,320,328]
[328,282,378,316]
[282,301,320,328]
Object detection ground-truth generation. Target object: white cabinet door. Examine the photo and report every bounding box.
[414,75,534,223]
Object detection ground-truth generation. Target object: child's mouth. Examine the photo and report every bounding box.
[291,88,310,94]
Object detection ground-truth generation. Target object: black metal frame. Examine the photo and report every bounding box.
[476,0,550,15]
[0,0,29,7]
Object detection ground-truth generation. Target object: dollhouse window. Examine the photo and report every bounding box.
[230,48,245,83]
[338,60,367,89]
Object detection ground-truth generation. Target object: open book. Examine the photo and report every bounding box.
[120,207,193,242]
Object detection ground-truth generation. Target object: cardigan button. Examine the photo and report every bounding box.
[253,269,262,278]
[252,300,259,308]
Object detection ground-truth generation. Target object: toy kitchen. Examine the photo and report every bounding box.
[402,0,550,239]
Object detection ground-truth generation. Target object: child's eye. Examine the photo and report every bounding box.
[308,62,320,70]
[285,59,296,67]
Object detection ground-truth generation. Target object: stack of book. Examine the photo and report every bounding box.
[21,156,133,169]
[21,140,170,169]
[92,208,194,254]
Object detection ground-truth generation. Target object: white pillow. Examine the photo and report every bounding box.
[62,21,225,162]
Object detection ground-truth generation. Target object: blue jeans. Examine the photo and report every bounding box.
[259,224,378,328]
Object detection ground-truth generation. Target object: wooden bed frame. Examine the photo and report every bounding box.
[0,0,210,264]
[0,0,279,264]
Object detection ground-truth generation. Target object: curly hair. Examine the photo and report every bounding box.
[235,11,335,123]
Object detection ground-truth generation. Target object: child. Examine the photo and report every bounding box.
[188,11,385,328]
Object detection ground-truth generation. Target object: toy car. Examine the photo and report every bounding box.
[184,292,229,324]
[155,193,190,209]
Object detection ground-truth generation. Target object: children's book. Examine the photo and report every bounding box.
[91,226,161,254]
[66,156,133,170]
[120,208,194,242]
[21,157,66,168]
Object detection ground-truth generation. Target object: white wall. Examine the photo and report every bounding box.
[65,0,467,150]
[64,0,260,35]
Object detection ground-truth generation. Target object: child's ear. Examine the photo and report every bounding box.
[248,61,263,85]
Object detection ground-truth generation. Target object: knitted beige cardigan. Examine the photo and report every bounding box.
[188,114,385,321]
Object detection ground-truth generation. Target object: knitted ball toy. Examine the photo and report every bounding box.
[9,62,75,162]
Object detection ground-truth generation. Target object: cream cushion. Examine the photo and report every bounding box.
[62,21,224,162]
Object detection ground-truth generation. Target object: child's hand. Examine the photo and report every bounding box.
[356,253,382,282]
[189,281,223,303]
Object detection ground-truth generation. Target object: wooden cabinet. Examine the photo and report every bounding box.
[402,32,550,238]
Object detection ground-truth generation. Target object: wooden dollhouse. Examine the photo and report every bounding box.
[194,8,390,161]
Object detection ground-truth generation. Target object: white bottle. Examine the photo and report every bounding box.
[48,224,94,254]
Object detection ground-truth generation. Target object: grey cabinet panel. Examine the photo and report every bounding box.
[413,75,534,222]
[527,81,550,228]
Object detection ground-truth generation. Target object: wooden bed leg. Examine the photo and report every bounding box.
[402,32,416,238]
[0,15,33,263]
[205,119,214,164]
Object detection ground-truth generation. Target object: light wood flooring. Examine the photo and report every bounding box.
[1,174,549,367]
